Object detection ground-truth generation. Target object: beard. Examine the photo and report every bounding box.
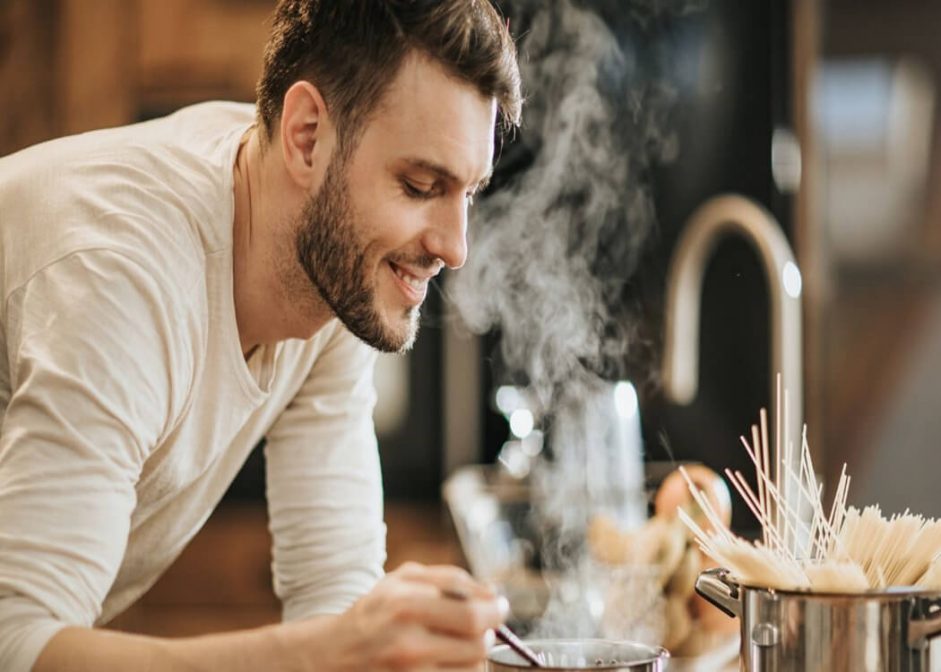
[294,154,420,353]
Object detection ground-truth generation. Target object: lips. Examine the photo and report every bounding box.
[389,261,430,305]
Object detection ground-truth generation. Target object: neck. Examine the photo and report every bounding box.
[231,128,332,357]
[232,128,265,357]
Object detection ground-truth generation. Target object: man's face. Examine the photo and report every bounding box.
[294,52,497,353]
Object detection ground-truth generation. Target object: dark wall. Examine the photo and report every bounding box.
[641,0,793,533]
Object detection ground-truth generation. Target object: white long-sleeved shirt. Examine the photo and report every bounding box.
[0,102,386,672]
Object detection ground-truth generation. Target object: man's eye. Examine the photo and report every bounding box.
[403,180,434,199]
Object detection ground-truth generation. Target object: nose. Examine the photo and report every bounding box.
[424,198,468,270]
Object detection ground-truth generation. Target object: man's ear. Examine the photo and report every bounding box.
[279,81,334,190]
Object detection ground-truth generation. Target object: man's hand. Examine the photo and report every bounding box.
[313,562,507,671]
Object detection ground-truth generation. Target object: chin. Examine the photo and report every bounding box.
[382,308,420,353]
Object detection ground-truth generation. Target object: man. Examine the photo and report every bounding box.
[0,1,522,670]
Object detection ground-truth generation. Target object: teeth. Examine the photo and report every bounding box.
[393,264,424,290]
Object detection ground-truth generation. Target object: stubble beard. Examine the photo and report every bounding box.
[294,154,420,353]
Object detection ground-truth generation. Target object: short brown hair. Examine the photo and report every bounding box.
[256,0,522,153]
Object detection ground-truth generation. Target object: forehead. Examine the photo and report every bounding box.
[356,51,497,183]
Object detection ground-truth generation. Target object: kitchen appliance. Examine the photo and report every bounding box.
[696,567,941,671]
[487,639,668,671]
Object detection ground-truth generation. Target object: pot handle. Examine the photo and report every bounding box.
[908,596,941,650]
[695,567,741,619]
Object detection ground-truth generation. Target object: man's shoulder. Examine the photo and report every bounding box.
[0,100,255,210]
[164,100,256,130]
[0,101,254,301]
[0,101,254,177]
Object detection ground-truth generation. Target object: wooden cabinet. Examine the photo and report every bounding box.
[1,0,271,155]
[0,0,58,154]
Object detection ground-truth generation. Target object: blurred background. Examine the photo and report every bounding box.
[4,0,941,642]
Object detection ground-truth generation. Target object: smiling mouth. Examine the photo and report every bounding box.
[388,261,430,307]
[391,262,425,291]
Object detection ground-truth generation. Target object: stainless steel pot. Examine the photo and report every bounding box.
[487,639,669,671]
[696,567,941,671]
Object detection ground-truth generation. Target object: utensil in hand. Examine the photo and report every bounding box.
[494,622,546,667]
[442,588,545,667]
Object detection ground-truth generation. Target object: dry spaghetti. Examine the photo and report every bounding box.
[679,381,941,593]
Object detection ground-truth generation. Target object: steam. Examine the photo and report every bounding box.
[452,0,685,407]
[449,0,703,639]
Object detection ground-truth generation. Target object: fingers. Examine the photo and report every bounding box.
[394,562,496,600]
[375,563,505,669]
[394,592,505,638]
[390,563,508,636]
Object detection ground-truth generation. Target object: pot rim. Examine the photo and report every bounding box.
[711,567,941,599]
[487,638,669,670]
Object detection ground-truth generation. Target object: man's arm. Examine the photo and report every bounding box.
[35,620,313,672]
[264,323,385,620]
[0,250,198,671]
[35,563,505,672]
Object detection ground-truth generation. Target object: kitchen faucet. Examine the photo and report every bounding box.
[662,193,803,490]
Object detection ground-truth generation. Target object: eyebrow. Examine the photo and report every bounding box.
[403,158,493,193]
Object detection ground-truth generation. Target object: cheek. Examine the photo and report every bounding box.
[343,166,430,254]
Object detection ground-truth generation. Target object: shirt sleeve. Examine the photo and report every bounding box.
[264,324,386,621]
[0,250,192,672]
